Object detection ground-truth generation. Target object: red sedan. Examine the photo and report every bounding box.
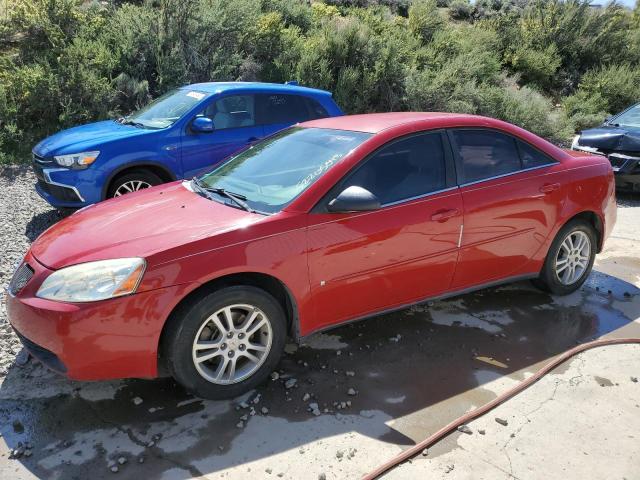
[7,113,616,399]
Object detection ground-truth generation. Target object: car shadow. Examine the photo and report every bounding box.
[24,210,65,242]
[0,270,639,479]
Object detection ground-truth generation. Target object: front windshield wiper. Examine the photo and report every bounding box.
[191,177,254,213]
[118,117,147,128]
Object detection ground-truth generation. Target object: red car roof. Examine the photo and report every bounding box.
[301,112,495,134]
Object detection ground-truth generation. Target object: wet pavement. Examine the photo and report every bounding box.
[1,270,639,479]
[0,188,639,479]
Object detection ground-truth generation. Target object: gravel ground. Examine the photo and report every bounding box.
[0,165,62,376]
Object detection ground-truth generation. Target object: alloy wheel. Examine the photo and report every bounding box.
[114,180,152,197]
[554,230,591,285]
[191,304,273,385]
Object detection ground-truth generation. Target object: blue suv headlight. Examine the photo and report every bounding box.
[54,151,100,169]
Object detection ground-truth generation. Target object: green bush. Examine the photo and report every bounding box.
[449,0,474,20]
[507,44,561,89]
[408,0,445,44]
[1,0,639,163]
[563,64,640,131]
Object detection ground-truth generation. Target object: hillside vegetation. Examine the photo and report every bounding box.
[1,0,639,163]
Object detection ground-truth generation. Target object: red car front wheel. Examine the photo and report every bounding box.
[162,286,286,399]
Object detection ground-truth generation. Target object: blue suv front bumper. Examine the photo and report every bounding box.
[33,156,98,208]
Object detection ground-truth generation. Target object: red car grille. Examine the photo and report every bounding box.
[9,263,34,296]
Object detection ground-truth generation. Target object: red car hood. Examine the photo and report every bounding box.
[31,181,264,270]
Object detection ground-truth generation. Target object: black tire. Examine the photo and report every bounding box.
[162,286,287,400]
[107,169,163,198]
[534,219,597,295]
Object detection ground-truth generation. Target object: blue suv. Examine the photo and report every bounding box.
[32,82,343,208]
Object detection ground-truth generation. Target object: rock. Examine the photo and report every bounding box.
[632,376,638,383]
[240,414,248,421]
[347,388,357,396]
[421,448,429,456]
[138,456,145,464]
[9,446,24,459]
[345,371,355,377]
[478,429,486,435]
[309,402,321,416]
[239,400,249,409]
[132,397,143,405]
[336,450,344,459]
[284,378,297,389]
[15,349,30,366]
[265,468,273,474]
[457,425,473,435]
[117,456,127,465]
[146,441,155,448]
[236,421,244,428]
[444,464,455,474]
[252,394,261,404]
[110,465,119,473]
[302,393,311,402]
[271,372,280,381]
[23,449,32,457]
[318,473,327,480]
[261,407,269,415]
[495,417,508,426]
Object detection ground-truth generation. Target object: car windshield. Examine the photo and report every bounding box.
[197,127,372,214]
[610,104,640,128]
[126,89,208,129]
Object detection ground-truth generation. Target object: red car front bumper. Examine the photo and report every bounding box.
[6,251,192,380]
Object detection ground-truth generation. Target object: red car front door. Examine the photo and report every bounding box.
[305,131,463,332]
[447,128,564,289]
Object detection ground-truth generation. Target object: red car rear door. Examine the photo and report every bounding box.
[447,128,564,289]
[306,131,463,331]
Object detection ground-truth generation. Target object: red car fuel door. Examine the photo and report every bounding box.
[447,128,564,289]
[305,131,462,332]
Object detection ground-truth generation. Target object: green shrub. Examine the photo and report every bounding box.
[563,64,640,131]
[574,64,640,115]
[1,0,639,163]
[507,44,561,89]
[296,15,414,113]
[449,0,474,20]
[408,0,445,43]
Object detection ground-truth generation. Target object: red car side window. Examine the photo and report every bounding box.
[451,129,521,184]
[342,132,447,205]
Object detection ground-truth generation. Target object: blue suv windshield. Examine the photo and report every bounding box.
[126,89,208,129]
[197,127,371,214]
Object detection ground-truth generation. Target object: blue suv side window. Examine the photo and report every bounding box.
[305,97,329,120]
[257,94,329,125]
[257,94,307,125]
[203,95,256,130]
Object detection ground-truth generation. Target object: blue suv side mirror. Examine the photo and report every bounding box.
[192,117,214,133]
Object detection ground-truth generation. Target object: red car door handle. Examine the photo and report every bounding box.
[431,208,460,222]
[539,183,560,193]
